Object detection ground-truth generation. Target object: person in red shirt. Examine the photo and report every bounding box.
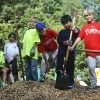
[69,8,100,89]
[36,22,58,82]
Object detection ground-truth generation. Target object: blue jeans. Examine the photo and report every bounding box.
[25,56,38,81]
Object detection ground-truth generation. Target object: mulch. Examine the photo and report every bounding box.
[0,80,100,100]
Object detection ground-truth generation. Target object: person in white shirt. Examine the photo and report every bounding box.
[4,32,19,82]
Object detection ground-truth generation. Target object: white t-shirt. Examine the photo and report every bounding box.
[4,42,19,58]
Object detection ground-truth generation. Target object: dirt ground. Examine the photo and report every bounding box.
[0,80,100,100]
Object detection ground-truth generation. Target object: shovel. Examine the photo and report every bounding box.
[39,67,49,81]
[65,10,77,61]
[75,49,100,53]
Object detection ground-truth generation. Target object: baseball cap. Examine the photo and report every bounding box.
[36,22,45,29]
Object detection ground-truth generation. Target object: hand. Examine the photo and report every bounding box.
[70,25,75,30]
[64,40,72,45]
[68,46,74,51]
[30,47,35,57]
[7,57,14,63]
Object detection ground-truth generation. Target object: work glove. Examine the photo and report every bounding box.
[7,57,14,63]
[63,40,72,45]
[70,26,75,30]
[30,47,35,57]
[70,24,79,34]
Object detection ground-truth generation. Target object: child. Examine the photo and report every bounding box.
[56,15,80,88]
[69,8,100,89]
[22,17,40,81]
[36,22,58,82]
[4,32,19,82]
[0,39,9,87]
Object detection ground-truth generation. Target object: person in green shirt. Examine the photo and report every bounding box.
[0,39,9,87]
[22,17,40,81]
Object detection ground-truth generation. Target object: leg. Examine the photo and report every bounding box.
[96,55,100,67]
[5,60,11,83]
[25,56,32,81]
[51,49,58,64]
[1,67,8,86]
[40,52,49,82]
[1,68,8,83]
[40,53,49,74]
[66,52,75,88]
[86,56,97,86]
[56,50,65,71]
[31,58,38,81]
[11,59,18,82]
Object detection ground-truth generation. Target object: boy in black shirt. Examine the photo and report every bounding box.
[56,15,80,88]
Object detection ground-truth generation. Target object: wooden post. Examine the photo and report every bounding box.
[12,0,25,80]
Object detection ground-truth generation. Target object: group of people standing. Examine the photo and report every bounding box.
[0,8,100,90]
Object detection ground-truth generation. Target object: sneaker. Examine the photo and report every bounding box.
[68,82,74,88]
[2,83,8,87]
[89,84,98,89]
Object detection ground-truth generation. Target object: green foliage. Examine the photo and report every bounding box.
[74,67,90,84]
[75,41,87,68]
[46,68,55,80]
[0,22,15,43]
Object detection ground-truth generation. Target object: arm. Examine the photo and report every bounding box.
[57,30,72,46]
[57,31,66,46]
[42,52,49,68]
[13,43,19,59]
[73,27,80,36]
[70,24,80,35]
[69,37,81,51]
[50,29,58,39]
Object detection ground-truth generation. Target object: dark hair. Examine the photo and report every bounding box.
[8,32,16,39]
[61,15,72,24]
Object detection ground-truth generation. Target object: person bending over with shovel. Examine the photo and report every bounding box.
[36,22,58,82]
[56,15,80,89]
[69,8,100,89]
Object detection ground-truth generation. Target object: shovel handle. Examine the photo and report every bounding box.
[66,11,77,61]
[75,49,100,53]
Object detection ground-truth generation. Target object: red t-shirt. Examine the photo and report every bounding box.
[38,29,58,53]
[78,22,100,56]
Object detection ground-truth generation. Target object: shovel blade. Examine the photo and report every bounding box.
[55,71,69,90]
